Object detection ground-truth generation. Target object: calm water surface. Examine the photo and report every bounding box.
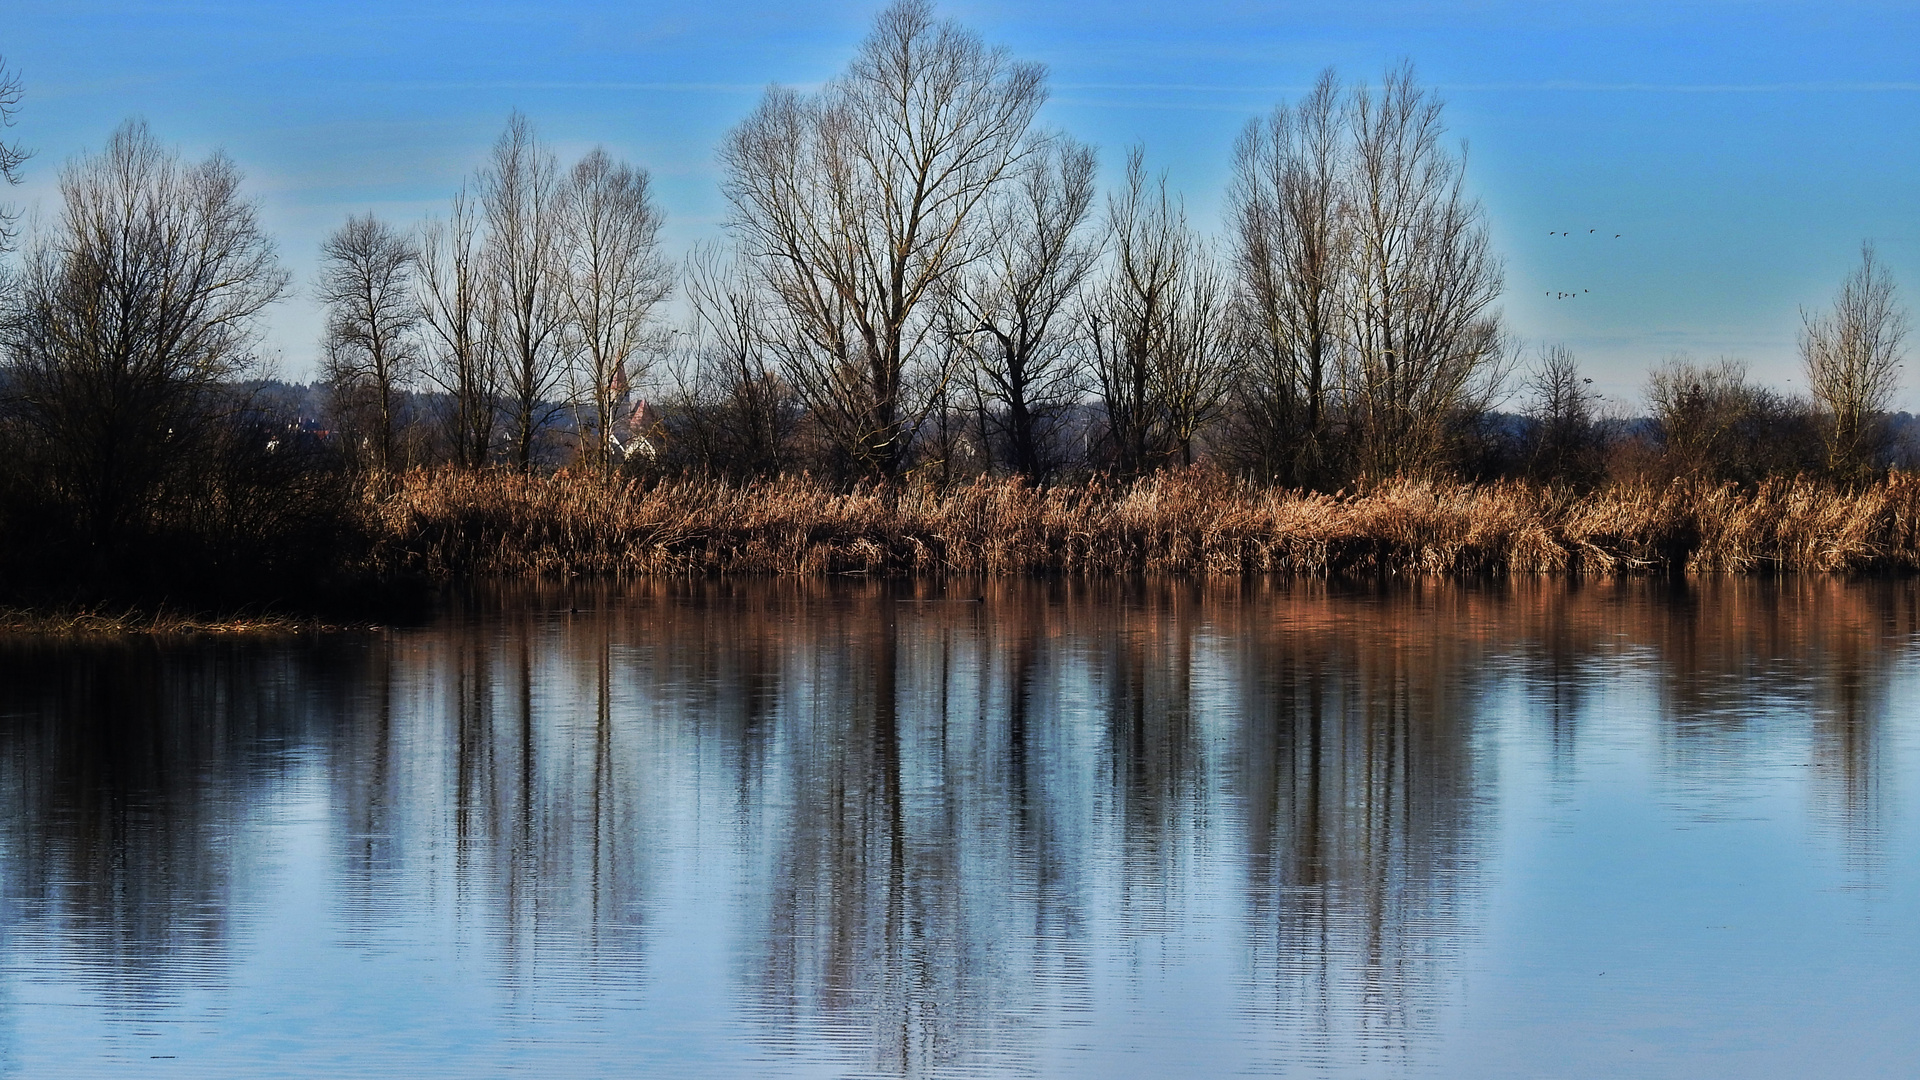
[2,579,1918,1078]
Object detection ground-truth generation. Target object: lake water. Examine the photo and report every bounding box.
[2,578,1917,1078]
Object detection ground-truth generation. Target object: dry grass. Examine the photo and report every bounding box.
[377,467,1920,579]
[0,606,356,636]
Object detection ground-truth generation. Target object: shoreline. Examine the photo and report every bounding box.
[0,607,378,637]
[380,467,1920,580]
[9,467,1920,635]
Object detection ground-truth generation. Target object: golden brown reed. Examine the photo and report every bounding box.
[0,606,346,636]
[377,466,1920,579]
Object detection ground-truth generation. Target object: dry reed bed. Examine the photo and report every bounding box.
[377,468,1920,579]
[0,607,341,635]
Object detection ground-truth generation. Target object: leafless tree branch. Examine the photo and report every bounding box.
[1802,243,1909,477]
[953,134,1099,477]
[557,148,672,475]
[2,119,286,559]
[481,112,567,470]
[0,55,30,254]
[721,0,1045,480]
[418,188,500,468]
[317,213,420,478]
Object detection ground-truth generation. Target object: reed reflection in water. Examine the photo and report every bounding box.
[2,578,1918,1078]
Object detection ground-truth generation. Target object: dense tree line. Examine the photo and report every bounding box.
[0,14,1911,607]
[0,119,359,607]
[304,2,1521,486]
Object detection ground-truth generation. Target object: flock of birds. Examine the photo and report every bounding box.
[1545,228,1622,301]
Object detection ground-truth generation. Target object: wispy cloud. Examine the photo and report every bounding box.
[1060,79,1920,96]
[1444,80,1920,93]
[1054,82,1312,94]
[382,80,787,94]
[1052,96,1267,113]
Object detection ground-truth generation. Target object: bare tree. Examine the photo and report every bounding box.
[1088,150,1172,476]
[670,245,797,478]
[556,148,672,474]
[721,0,1045,480]
[480,113,567,470]
[2,120,286,559]
[419,189,499,468]
[1088,149,1226,475]
[1522,344,1602,485]
[1802,243,1909,477]
[952,135,1099,478]
[909,316,984,486]
[0,56,28,254]
[316,213,419,478]
[1157,248,1237,466]
[1342,63,1505,479]
[1225,68,1346,485]
[1645,355,1818,482]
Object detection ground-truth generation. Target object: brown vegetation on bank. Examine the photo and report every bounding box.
[377,466,1920,580]
[0,606,354,636]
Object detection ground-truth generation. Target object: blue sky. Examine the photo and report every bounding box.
[5,0,1918,408]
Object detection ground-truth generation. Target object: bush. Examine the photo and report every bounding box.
[1639,357,1823,483]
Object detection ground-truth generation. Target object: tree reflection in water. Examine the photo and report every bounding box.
[1224,582,1488,1069]
[0,577,1915,1076]
[0,639,366,1011]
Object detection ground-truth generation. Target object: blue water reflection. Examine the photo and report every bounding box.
[1,578,1916,1078]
